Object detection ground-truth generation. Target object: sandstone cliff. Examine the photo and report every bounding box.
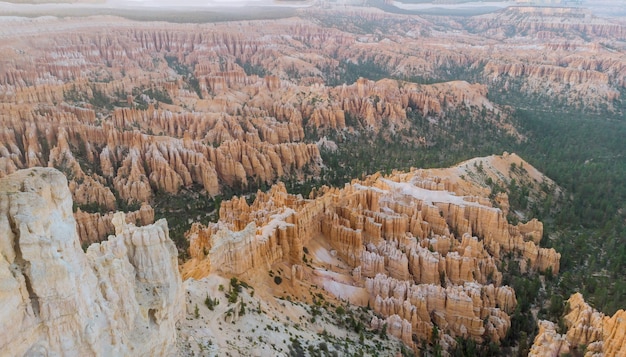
[0,167,183,356]
[530,292,626,357]
[528,320,571,357]
[74,202,155,245]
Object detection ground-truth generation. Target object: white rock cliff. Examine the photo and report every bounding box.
[0,167,183,357]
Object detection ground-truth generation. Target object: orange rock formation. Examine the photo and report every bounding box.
[3,8,620,244]
[530,293,626,357]
[182,154,560,348]
[74,202,155,245]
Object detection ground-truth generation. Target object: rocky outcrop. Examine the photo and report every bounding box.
[183,182,318,279]
[0,8,623,114]
[371,314,414,347]
[0,167,183,356]
[528,320,571,357]
[0,107,321,199]
[182,154,558,348]
[366,274,515,344]
[74,202,155,244]
[466,6,625,110]
[564,293,626,357]
[563,293,607,348]
[529,293,626,357]
[483,62,612,88]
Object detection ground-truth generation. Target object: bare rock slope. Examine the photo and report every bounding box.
[0,167,183,356]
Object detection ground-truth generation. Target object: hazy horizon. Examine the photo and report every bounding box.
[1,0,624,17]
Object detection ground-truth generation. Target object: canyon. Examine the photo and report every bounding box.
[0,5,624,247]
[0,154,563,356]
[0,2,624,356]
[1,158,623,355]
[181,152,560,351]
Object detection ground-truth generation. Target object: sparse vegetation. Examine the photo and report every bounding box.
[153,187,223,259]
[205,294,219,311]
[274,276,283,285]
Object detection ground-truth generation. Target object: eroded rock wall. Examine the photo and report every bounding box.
[182,154,560,348]
[0,167,183,356]
[530,293,626,357]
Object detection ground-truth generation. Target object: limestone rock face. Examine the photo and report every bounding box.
[528,320,570,357]
[529,293,626,357]
[564,293,607,348]
[183,182,308,279]
[0,167,183,357]
[74,202,155,244]
[182,153,557,348]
